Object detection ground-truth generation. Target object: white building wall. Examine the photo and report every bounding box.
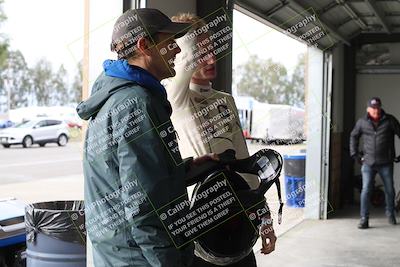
[305,47,325,219]
[86,2,123,265]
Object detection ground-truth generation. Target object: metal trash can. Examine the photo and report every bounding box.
[283,154,306,208]
[25,201,86,267]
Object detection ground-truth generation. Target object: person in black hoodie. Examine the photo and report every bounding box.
[350,97,400,229]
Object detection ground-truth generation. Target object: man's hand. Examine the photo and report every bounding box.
[260,217,277,255]
[174,33,198,75]
[352,154,364,165]
[192,153,219,165]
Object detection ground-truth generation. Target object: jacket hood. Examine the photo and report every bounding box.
[76,60,166,120]
[76,73,135,120]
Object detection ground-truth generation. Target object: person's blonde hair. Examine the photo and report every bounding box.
[171,13,207,31]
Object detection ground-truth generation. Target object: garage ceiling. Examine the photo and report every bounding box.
[235,0,400,50]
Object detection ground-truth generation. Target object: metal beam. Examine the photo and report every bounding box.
[360,11,400,18]
[336,0,368,30]
[349,29,363,40]
[366,23,400,28]
[357,32,400,43]
[82,0,90,140]
[317,0,368,33]
[82,0,90,102]
[364,0,391,33]
[337,17,357,28]
[349,0,397,2]
[357,65,400,74]
[318,1,339,16]
[234,2,329,50]
[198,0,233,94]
[265,2,289,18]
[286,0,351,45]
[123,0,132,12]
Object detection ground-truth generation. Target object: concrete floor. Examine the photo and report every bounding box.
[255,206,400,267]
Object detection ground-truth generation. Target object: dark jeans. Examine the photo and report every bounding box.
[360,163,396,218]
[192,251,257,267]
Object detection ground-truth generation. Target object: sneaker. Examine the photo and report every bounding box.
[389,215,397,225]
[358,217,369,229]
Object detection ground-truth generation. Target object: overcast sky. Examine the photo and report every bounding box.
[3,0,84,77]
[233,9,306,73]
[2,1,305,78]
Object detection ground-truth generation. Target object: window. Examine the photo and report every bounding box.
[36,121,48,128]
[47,120,62,126]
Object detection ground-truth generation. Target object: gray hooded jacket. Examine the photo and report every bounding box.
[77,72,193,267]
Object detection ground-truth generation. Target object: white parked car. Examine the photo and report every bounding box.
[0,118,69,148]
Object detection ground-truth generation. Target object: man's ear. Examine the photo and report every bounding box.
[136,37,152,56]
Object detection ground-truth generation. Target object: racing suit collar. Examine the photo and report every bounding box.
[189,81,212,96]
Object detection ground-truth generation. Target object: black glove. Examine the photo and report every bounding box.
[394,156,400,163]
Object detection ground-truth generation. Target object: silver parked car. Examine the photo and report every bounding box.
[0,118,69,148]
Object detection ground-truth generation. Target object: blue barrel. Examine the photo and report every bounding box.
[283,155,306,208]
[26,232,86,267]
[25,201,86,267]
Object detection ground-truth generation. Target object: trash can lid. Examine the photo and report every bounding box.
[283,154,306,160]
[27,200,84,212]
[0,198,25,221]
[25,200,85,245]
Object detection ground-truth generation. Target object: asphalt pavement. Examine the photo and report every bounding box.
[0,141,84,203]
[0,141,83,185]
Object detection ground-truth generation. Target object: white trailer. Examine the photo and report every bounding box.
[235,96,305,144]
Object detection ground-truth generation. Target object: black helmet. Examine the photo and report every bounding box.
[186,149,284,265]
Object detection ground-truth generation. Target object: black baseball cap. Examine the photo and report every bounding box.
[368,97,382,108]
[111,8,190,54]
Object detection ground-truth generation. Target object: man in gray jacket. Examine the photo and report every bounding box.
[350,97,400,229]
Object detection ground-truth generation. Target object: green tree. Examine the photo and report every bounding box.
[0,0,8,112]
[235,55,290,104]
[0,1,76,109]
[0,0,8,67]
[70,61,82,104]
[1,50,31,108]
[51,64,69,105]
[234,54,305,107]
[30,58,54,106]
[288,53,305,108]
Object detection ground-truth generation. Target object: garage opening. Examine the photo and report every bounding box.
[232,7,309,235]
